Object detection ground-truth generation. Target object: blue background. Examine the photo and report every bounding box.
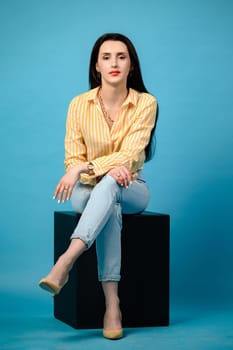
[0,0,232,317]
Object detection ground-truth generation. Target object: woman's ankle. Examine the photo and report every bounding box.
[57,254,74,271]
[46,255,71,285]
[104,305,122,330]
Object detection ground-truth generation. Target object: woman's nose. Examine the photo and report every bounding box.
[111,58,118,67]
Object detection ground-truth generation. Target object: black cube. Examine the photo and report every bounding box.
[54,211,170,329]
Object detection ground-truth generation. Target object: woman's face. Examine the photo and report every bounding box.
[96,40,132,88]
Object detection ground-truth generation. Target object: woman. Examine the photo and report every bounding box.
[39,33,158,340]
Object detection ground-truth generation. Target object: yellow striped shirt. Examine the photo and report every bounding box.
[64,87,157,185]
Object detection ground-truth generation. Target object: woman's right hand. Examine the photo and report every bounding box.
[107,166,132,188]
[53,163,88,203]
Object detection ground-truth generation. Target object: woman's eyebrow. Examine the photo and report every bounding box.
[101,51,127,55]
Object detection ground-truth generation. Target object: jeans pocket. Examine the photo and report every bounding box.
[136,178,146,184]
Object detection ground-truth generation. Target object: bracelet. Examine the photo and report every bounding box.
[87,162,95,175]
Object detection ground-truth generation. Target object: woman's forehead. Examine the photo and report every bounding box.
[99,40,128,53]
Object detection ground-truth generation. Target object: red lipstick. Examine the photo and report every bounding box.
[109,70,120,76]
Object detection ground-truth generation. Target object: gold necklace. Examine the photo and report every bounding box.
[98,91,115,124]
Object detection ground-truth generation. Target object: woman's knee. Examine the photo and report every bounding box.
[121,181,150,213]
[92,175,119,195]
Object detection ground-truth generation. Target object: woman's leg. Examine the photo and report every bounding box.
[96,176,150,335]
[102,282,122,331]
[40,175,122,292]
[95,203,122,334]
[40,181,92,290]
[96,176,150,283]
[41,238,86,288]
[93,199,122,336]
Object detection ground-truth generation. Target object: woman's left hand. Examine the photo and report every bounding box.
[53,163,88,203]
[107,166,132,188]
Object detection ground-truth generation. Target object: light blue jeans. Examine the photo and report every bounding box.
[70,172,150,282]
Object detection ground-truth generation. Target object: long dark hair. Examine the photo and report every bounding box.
[88,33,158,161]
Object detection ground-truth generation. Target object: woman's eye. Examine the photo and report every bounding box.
[119,56,126,59]
[103,56,110,60]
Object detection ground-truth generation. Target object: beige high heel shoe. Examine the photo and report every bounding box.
[39,275,69,297]
[103,311,123,340]
[103,328,123,340]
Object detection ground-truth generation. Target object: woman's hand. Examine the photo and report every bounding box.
[53,163,88,203]
[107,166,132,188]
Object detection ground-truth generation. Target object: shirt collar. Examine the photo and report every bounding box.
[87,87,138,106]
[86,87,100,103]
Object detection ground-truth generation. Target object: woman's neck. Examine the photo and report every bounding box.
[100,84,128,108]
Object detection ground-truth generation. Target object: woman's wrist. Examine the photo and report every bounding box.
[68,162,95,176]
[68,163,86,175]
[86,162,95,175]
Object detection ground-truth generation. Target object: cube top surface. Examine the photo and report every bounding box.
[54,210,169,218]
